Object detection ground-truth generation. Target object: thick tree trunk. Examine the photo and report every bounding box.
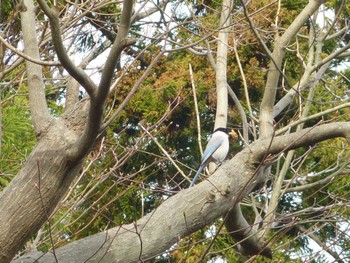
[0,101,89,263]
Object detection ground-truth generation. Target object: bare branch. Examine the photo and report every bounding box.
[311,41,350,72]
[214,0,232,129]
[64,78,80,112]
[274,38,350,119]
[189,63,204,156]
[96,1,134,104]
[239,0,274,60]
[0,35,60,67]
[298,225,345,263]
[20,0,52,134]
[232,36,254,140]
[65,40,112,111]
[131,0,171,22]
[205,39,249,141]
[273,61,330,118]
[67,0,134,160]
[251,122,350,162]
[227,84,249,142]
[139,124,190,182]
[225,205,272,258]
[37,0,98,98]
[258,0,325,137]
[277,102,350,135]
[100,50,166,133]
[284,162,349,193]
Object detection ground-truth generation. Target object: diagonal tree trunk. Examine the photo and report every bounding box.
[0,100,89,262]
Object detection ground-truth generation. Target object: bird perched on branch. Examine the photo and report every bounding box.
[189,127,237,187]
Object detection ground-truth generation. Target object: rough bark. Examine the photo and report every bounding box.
[214,0,232,129]
[20,0,51,134]
[225,205,272,258]
[0,100,89,263]
[65,78,80,111]
[12,122,350,263]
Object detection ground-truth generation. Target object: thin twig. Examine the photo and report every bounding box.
[0,35,60,66]
[139,124,190,183]
[276,102,350,135]
[189,63,203,156]
[99,50,166,133]
[232,35,255,140]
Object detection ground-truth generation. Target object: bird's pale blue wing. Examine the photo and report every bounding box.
[201,141,222,165]
[189,142,221,187]
[189,131,229,187]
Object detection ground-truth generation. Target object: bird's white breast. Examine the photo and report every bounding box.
[207,131,229,163]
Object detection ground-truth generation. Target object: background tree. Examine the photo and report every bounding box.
[0,0,349,262]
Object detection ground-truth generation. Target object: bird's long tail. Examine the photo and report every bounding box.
[189,164,205,187]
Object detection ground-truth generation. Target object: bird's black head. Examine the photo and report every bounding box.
[214,127,238,140]
[214,127,231,134]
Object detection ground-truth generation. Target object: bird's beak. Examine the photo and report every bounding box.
[229,129,238,140]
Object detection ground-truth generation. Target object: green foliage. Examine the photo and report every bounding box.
[45,85,64,116]
[282,0,309,11]
[0,89,36,188]
[0,0,14,23]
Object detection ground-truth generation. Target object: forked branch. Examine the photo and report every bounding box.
[37,0,98,98]
[69,0,135,160]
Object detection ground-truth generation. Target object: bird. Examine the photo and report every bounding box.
[189,127,237,187]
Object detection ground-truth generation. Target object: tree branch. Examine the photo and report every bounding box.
[67,0,134,160]
[214,0,232,129]
[37,0,98,98]
[276,102,350,135]
[227,84,249,142]
[284,163,349,193]
[20,0,52,134]
[225,205,272,258]
[0,34,60,67]
[131,0,171,22]
[189,63,204,156]
[297,225,345,263]
[273,36,350,119]
[99,50,165,133]
[258,0,325,137]
[96,1,134,105]
[232,36,253,140]
[273,61,330,118]
[310,41,350,72]
[65,40,112,111]
[239,0,274,61]
[205,39,249,141]
[251,122,350,162]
